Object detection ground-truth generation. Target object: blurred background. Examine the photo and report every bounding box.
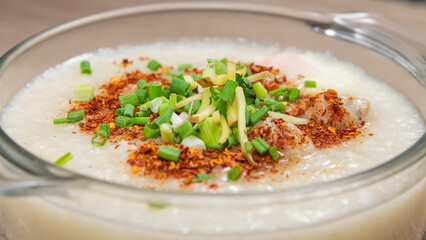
[0,0,425,56]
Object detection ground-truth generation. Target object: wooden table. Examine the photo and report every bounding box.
[0,0,425,56]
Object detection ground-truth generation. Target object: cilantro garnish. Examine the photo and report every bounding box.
[236,73,256,105]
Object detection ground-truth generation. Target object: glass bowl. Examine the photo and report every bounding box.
[0,2,424,240]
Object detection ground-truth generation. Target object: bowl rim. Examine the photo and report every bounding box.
[0,1,425,203]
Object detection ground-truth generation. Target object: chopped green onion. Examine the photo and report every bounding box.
[270,87,289,97]
[115,108,124,116]
[178,63,192,70]
[245,106,252,126]
[54,152,73,166]
[162,86,171,98]
[167,68,183,76]
[170,77,190,95]
[248,105,256,114]
[80,60,92,74]
[264,99,286,113]
[147,59,162,71]
[205,143,225,149]
[143,123,160,139]
[157,145,181,162]
[227,134,237,148]
[304,80,317,88]
[184,76,198,91]
[169,93,178,110]
[245,64,253,76]
[210,87,222,97]
[135,89,147,104]
[135,110,151,117]
[180,135,205,150]
[149,96,168,113]
[91,124,110,147]
[148,202,168,209]
[288,88,300,101]
[196,117,221,145]
[246,126,253,132]
[123,104,134,117]
[213,99,227,118]
[99,124,111,137]
[185,88,195,97]
[277,103,286,113]
[140,102,150,111]
[175,74,185,80]
[269,146,279,160]
[231,127,240,143]
[227,166,241,181]
[250,106,268,125]
[153,106,173,127]
[254,98,261,108]
[147,82,163,100]
[192,172,214,182]
[227,101,238,126]
[214,60,227,75]
[212,110,221,124]
[67,109,85,123]
[251,138,268,155]
[177,122,194,139]
[159,102,169,114]
[53,118,67,124]
[160,123,175,144]
[119,93,138,107]
[244,141,253,153]
[74,85,94,101]
[253,82,267,98]
[184,100,201,114]
[219,114,230,144]
[137,79,148,89]
[199,90,212,113]
[191,74,202,80]
[132,117,149,125]
[115,116,131,128]
[221,80,238,104]
[256,137,270,150]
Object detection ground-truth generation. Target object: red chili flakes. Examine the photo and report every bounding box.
[248,119,310,150]
[286,91,351,127]
[70,69,167,139]
[121,58,133,67]
[298,121,365,148]
[127,141,251,184]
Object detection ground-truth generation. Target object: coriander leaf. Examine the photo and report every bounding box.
[192,172,215,182]
[236,73,256,105]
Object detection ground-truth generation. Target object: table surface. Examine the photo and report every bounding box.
[0,0,425,56]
